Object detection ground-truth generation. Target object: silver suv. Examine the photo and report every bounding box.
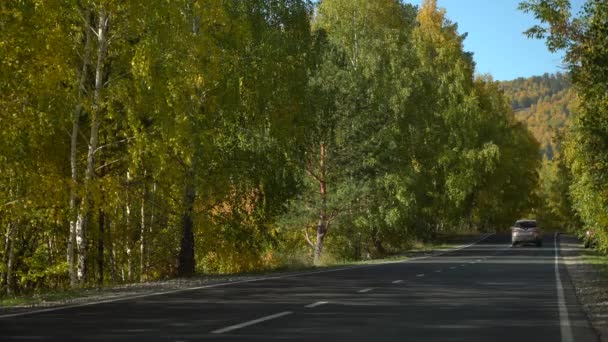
[511,219,542,247]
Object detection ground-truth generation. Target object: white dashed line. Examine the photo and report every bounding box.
[416,274,425,277]
[392,280,403,284]
[305,301,328,308]
[435,270,442,273]
[211,311,293,334]
[358,288,374,293]
[449,266,456,269]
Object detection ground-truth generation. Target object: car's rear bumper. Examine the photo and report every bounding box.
[512,232,541,243]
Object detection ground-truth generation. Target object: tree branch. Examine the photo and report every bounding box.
[93,137,134,154]
[304,226,315,248]
[95,158,124,173]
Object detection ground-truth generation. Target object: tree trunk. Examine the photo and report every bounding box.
[314,222,327,264]
[2,223,11,291]
[371,228,386,256]
[175,3,200,278]
[126,246,132,282]
[108,208,117,284]
[97,208,104,288]
[313,143,328,265]
[139,170,147,281]
[140,184,146,281]
[125,171,132,282]
[68,9,93,289]
[5,223,15,296]
[76,8,110,286]
[146,182,156,275]
[177,172,195,277]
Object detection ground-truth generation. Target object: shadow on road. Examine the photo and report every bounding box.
[0,233,595,342]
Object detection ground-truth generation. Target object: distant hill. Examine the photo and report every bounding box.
[499,72,576,159]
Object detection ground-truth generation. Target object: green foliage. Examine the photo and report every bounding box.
[520,0,608,247]
[0,0,542,296]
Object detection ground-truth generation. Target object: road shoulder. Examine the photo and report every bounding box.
[562,234,608,341]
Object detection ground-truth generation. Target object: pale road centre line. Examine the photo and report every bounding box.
[392,280,403,284]
[416,274,425,277]
[358,288,374,293]
[449,266,456,269]
[211,311,293,334]
[435,270,442,273]
[554,232,573,342]
[305,301,328,308]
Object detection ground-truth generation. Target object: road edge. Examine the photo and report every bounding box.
[555,232,575,342]
[560,233,605,342]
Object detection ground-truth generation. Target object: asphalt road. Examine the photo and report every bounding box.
[0,233,598,342]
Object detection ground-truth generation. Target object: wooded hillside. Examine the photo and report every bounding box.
[499,73,575,159]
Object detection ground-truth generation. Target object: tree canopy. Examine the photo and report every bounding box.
[520,0,608,243]
[0,0,540,296]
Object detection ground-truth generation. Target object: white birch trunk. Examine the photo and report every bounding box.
[313,143,328,265]
[76,8,110,285]
[68,9,93,289]
[125,170,132,282]
[140,182,146,281]
[5,223,15,296]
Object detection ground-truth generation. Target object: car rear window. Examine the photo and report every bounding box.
[515,221,537,228]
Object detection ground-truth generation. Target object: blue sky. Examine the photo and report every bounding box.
[407,0,585,81]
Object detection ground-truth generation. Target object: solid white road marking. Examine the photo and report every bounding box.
[0,234,495,319]
[358,288,373,293]
[554,232,574,342]
[305,301,328,308]
[392,280,403,284]
[211,311,293,334]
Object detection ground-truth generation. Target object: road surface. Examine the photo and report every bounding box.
[0,233,598,341]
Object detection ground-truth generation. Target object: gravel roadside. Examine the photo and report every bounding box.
[562,234,608,342]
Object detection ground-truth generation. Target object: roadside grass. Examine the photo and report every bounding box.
[581,248,608,278]
[314,239,458,267]
[0,234,478,309]
[0,289,91,307]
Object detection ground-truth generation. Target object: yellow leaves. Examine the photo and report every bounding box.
[195,74,204,88]
[411,158,422,173]
[416,0,445,31]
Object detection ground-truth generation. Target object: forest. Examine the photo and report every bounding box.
[0,0,541,296]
